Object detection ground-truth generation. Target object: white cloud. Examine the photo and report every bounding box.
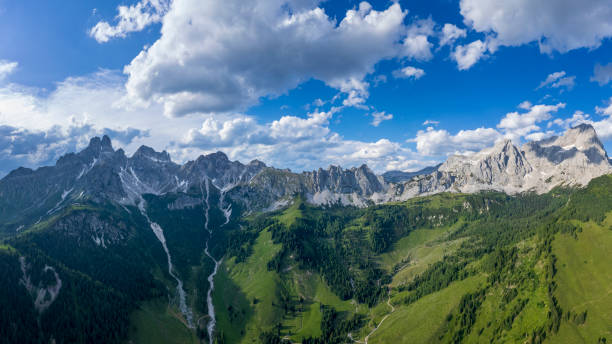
[411,102,571,156]
[412,126,501,156]
[371,74,388,87]
[538,71,566,88]
[123,0,435,117]
[551,111,591,129]
[0,60,18,81]
[313,98,325,107]
[0,70,199,174]
[518,101,532,110]
[538,71,575,91]
[423,120,439,126]
[591,63,612,86]
[0,69,438,175]
[550,76,576,90]
[460,0,612,54]
[393,66,425,80]
[92,0,438,124]
[452,40,487,70]
[337,78,370,109]
[596,97,612,116]
[439,23,467,46]
[402,18,436,61]
[370,111,393,127]
[524,130,556,142]
[90,0,170,43]
[497,102,565,140]
[590,100,612,140]
[544,99,612,141]
[180,110,429,173]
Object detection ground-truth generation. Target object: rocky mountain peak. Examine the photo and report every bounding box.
[552,123,603,151]
[248,159,266,168]
[203,151,229,162]
[101,135,112,149]
[499,139,514,151]
[355,164,372,173]
[78,135,116,161]
[133,145,172,163]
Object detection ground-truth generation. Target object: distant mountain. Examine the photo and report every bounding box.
[382,165,441,183]
[1,124,610,235]
[383,124,612,202]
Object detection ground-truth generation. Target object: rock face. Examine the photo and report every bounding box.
[384,124,612,202]
[521,124,611,190]
[0,124,610,232]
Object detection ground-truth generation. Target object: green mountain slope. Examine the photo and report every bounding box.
[211,179,611,344]
[1,176,612,343]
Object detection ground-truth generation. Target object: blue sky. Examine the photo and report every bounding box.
[0,0,611,176]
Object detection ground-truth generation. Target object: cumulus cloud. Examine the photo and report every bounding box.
[596,97,612,116]
[460,0,612,54]
[550,111,591,129]
[423,120,439,126]
[123,0,429,116]
[518,101,532,110]
[0,124,148,176]
[524,130,557,142]
[393,66,425,80]
[0,60,18,81]
[0,69,437,175]
[539,98,612,141]
[90,0,170,43]
[412,102,572,156]
[589,99,612,139]
[439,23,467,47]
[452,40,487,70]
[538,71,575,91]
[412,126,501,156]
[370,111,393,127]
[497,102,565,140]
[591,63,612,86]
[545,99,612,141]
[180,110,428,173]
[402,18,436,61]
[0,70,191,175]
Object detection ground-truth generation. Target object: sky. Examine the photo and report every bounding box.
[0,0,611,176]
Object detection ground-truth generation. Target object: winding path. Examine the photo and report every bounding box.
[349,289,395,344]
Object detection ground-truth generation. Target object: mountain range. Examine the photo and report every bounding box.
[1,123,611,344]
[1,123,609,235]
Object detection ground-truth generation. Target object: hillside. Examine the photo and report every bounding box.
[211,177,612,343]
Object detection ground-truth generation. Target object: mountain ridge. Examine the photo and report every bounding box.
[1,124,610,235]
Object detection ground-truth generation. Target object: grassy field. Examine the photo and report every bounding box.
[379,225,465,287]
[214,219,362,342]
[213,227,283,343]
[369,274,487,343]
[548,218,612,343]
[128,299,198,344]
